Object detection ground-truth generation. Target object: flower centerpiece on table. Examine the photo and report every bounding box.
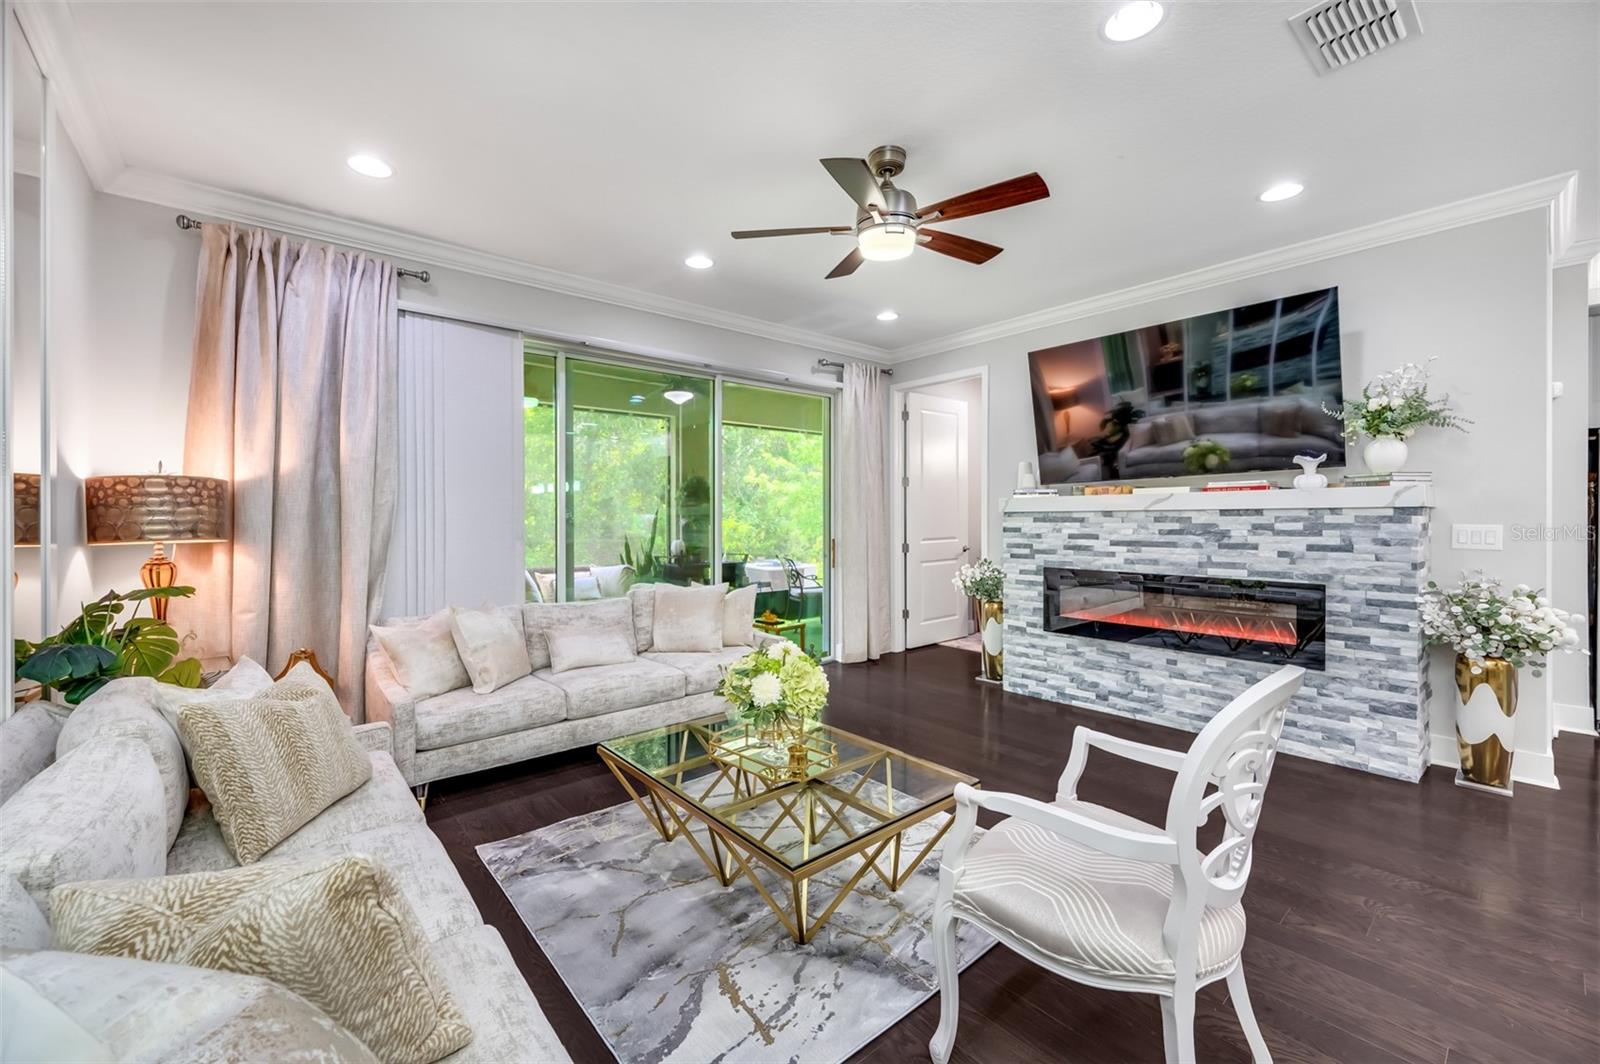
[1421,572,1584,793]
[1323,359,1469,475]
[716,640,829,741]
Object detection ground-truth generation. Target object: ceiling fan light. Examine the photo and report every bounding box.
[663,389,696,406]
[857,222,917,262]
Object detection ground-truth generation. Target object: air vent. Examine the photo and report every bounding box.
[1289,0,1422,74]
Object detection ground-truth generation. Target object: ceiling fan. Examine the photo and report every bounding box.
[730,145,1049,279]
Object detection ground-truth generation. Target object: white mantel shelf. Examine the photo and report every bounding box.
[1005,483,1434,514]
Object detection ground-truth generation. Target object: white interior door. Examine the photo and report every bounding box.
[904,392,970,647]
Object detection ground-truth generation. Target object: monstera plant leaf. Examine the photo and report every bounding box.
[115,618,182,678]
[157,657,204,689]
[17,643,117,687]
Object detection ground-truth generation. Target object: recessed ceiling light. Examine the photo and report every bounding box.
[663,389,695,406]
[876,310,900,322]
[1258,181,1305,203]
[1103,2,1164,43]
[346,153,393,179]
[684,254,714,270]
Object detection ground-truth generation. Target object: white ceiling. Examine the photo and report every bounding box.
[47,1,1600,356]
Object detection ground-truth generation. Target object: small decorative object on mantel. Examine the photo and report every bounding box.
[1421,573,1584,794]
[1324,358,1469,477]
[1015,459,1038,492]
[953,558,1005,683]
[1292,453,1329,489]
[713,641,830,779]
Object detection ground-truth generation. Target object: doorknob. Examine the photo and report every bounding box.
[961,545,970,554]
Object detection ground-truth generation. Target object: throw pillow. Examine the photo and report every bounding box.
[652,583,727,653]
[545,626,637,673]
[1151,412,1196,446]
[626,583,655,651]
[723,584,758,646]
[448,606,531,694]
[371,611,470,699]
[178,664,372,864]
[572,573,602,600]
[50,855,470,1064]
[1259,399,1303,439]
[590,563,636,598]
[523,598,635,670]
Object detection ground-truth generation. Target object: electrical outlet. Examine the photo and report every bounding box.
[1451,524,1504,551]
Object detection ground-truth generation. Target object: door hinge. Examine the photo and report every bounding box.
[901,608,910,620]
[901,542,909,555]
[901,407,910,422]
[901,475,909,488]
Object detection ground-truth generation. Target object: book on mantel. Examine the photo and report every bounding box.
[1341,471,1433,486]
[1200,480,1274,493]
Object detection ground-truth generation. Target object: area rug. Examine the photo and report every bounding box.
[938,632,983,653]
[477,782,993,1063]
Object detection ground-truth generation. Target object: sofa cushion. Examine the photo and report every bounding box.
[0,948,380,1064]
[374,611,472,699]
[0,704,62,806]
[448,606,531,695]
[1259,399,1303,438]
[0,736,168,909]
[643,648,753,696]
[58,678,189,847]
[414,674,566,750]
[179,663,373,864]
[1192,404,1259,435]
[1149,412,1196,446]
[51,855,472,1064]
[151,657,275,741]
[627,583,656,652]
[523,598,635,672]
[535,659,688,720]
[431,925,571,1064]
[259,752,423,856]
[1,874,50,951]
[651,583,726,653]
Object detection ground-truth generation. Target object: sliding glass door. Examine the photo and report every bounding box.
[521,341,830,654]
[720,382,830,653]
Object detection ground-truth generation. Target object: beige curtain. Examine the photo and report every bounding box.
[838,362,892,662]
[172,224,398,719]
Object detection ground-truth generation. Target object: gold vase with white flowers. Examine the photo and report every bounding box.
[1421,574,1583,795]
[954,558,1005,683]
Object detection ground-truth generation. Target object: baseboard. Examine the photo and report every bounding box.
[1554,701,1598,736]
[1428,733,1560,790]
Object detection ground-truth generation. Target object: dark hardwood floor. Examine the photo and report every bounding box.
[426,646,1600,1063]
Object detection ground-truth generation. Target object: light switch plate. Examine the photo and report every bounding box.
[1452,524,1504,551]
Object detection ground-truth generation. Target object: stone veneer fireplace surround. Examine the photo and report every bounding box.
[1003,485,1433,781]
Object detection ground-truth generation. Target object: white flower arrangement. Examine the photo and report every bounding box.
[952,558,1004,604]
[1323,359,1469,442]
[716,640,829,733]
[1421,572,1583,675]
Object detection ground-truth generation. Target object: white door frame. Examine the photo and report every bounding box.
[889,365,989,655]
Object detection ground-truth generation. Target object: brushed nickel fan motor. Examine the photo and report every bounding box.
[866,144,908,180]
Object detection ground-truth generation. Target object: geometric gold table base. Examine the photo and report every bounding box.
[598,742,957,944]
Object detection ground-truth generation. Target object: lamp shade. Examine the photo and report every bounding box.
[1049,386,1080,410]
[14,474,40,547]
[85,474,230,545]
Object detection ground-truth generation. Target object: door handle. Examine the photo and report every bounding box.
[961,545,970,554]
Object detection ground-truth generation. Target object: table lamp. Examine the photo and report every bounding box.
[85,468,230,622]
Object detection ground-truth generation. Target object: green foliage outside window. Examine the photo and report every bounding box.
[720,424,826,578]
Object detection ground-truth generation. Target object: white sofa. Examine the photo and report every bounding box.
[367,583,780,787]
[0,680,569,1062]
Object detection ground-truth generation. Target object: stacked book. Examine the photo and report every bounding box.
[1200,480,1274,493]
[1341,471,1433,487]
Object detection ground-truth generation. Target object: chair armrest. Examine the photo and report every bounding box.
[1057,726,1186,803]
[944,783,1179,877]
[364,636,418,784]
[351,721,393,758]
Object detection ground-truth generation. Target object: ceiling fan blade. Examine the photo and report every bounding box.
[917,172,1049,222]
[920,228,1003,265]
[820,158,887,211]
[825,248,865,279]
[730,227,853,239]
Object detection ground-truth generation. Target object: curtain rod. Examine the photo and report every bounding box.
[174,214,431,283]
[816,358,891,376]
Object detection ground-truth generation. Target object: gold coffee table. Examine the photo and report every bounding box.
[598,716,977,943]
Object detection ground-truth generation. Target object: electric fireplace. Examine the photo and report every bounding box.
[1043,566,1326,670]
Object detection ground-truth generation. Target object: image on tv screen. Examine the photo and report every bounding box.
[1027,287,1344,485]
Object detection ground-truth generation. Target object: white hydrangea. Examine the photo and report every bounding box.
[749,672,783,707]
[1422,571,1586,676]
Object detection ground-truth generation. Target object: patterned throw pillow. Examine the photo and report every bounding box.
[50,855,472,1064]
[178,663,372,864]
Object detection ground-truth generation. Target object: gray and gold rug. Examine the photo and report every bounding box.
[477,786,993,1063]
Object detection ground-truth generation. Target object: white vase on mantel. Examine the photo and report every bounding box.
[1362,436,1409,476]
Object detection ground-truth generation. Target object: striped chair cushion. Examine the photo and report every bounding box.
[950,812,1246,986]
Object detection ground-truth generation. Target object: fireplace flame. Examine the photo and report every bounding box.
[1060,606,1299,646]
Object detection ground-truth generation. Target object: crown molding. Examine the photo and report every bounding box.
[12,0,123,188]
[107,168,889,362]
[886,172,1584,362]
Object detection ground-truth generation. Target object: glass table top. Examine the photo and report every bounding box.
[600,715,977,871]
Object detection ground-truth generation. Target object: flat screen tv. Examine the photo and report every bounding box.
[1027,286,1344,486]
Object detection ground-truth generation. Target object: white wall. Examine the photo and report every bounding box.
[892,209,1573,783]
[1550,264,1592,722]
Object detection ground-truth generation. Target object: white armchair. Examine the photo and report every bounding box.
[929,665,1305,1064]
